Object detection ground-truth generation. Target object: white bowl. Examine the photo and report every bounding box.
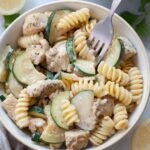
[0,1,149,150]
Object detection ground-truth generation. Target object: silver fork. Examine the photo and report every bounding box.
[88,0,122,65]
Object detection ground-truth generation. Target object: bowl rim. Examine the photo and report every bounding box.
[0,0,150,150]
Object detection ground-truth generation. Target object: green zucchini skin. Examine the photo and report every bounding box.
[0,95,6,102]
[66,38,76,63]
[32,131,41,142]
[5,45,13,71]
[44,11,56,41]
[29,106,44,114]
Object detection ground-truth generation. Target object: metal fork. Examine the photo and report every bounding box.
[88,0,122,65]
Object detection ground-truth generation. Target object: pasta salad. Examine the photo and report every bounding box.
[0,8,143,150]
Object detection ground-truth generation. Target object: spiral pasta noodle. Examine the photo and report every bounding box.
[89,116,114,146]
[71,80,108,98]
[61,99,79,127]
[15,89,31,128]
[62,79,72,90]
[57,8,90,33]
[82,19,97,37]
[98,61,129,86]
[55,34,68,43]
[18,34,42,48]
[127,67,143,104]
[105,81,132,106]
[113,103,128,130]
[117,60,134,73]
[74,29,95,61]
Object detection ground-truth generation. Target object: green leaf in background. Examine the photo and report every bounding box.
[3,13,20,28]
[135,18,147,36]
[120,11,138,25]
[139,0,150,12]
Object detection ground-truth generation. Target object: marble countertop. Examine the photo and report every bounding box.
[0,0,149,150]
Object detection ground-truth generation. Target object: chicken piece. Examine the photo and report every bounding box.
[2,94,17,121]
[23,13,48,35]
[26,80,64,98]
[26,39,49,65]
[65,130,89,150]
[97,96,114,117]
[27,45,46,65]
[118,36,137,60]
[45,42,70,72]
[28,118,47,133]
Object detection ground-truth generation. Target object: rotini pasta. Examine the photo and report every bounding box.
[113,103,128,130]
[81,19,97,37]
[55,34,68,43]
[15,89,31,128]
[71,80,108,98]
[117,60,134,73]
[89,116,114,145]
[127,67,143,104]
[98,61,129,86]
[105,81,132,106]
[74,29,95,61]
[18,34,42,48]
[61,99,79,127]
[95,74,106,84]
[57,8,90,33]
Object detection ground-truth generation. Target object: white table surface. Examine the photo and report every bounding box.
[0,0,149,150]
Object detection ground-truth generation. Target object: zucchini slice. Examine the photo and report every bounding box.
[29,106,46,120]
[12,52,45,85]
[74,59,95,76]
[7,72,23,98]
[32,131,41,142]
[51,91,70,130]
[44,11,56,42]
[72,90,95,130]
[66,38,76,63]
[48,10,71,46]
[40,105,65,144]
[102,39,122,66]
[5,45,13,70]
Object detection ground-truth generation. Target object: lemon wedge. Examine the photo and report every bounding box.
[0,0,25,15]
[131,118,150,150]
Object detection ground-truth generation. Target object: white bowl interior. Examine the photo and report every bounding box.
[0,1,149,150]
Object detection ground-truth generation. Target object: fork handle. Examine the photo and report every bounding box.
[109,0,122,18]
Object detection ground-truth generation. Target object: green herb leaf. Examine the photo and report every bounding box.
[120,11,138,25]
[3,13,20,28]
[139,0,150,12]
[135,18,147,37]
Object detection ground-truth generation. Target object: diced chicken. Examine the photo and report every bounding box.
[65,130,89,150]
[23,13,48,35]
[45,42,70,72]
[26,39,50,65]
[118,36,137,60]
[97,96,114,117]
[28,118,47,133]
[26,80,64,98]
[27,45,46,65]
[2,94,17,121]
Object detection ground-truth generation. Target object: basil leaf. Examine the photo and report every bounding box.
[135,18,147,37]
[3,13,20,28]
[120,11,138,25]
[139,0,150,12]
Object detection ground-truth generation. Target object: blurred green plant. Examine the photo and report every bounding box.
[120,0,150,37]
[3,13,20,28]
